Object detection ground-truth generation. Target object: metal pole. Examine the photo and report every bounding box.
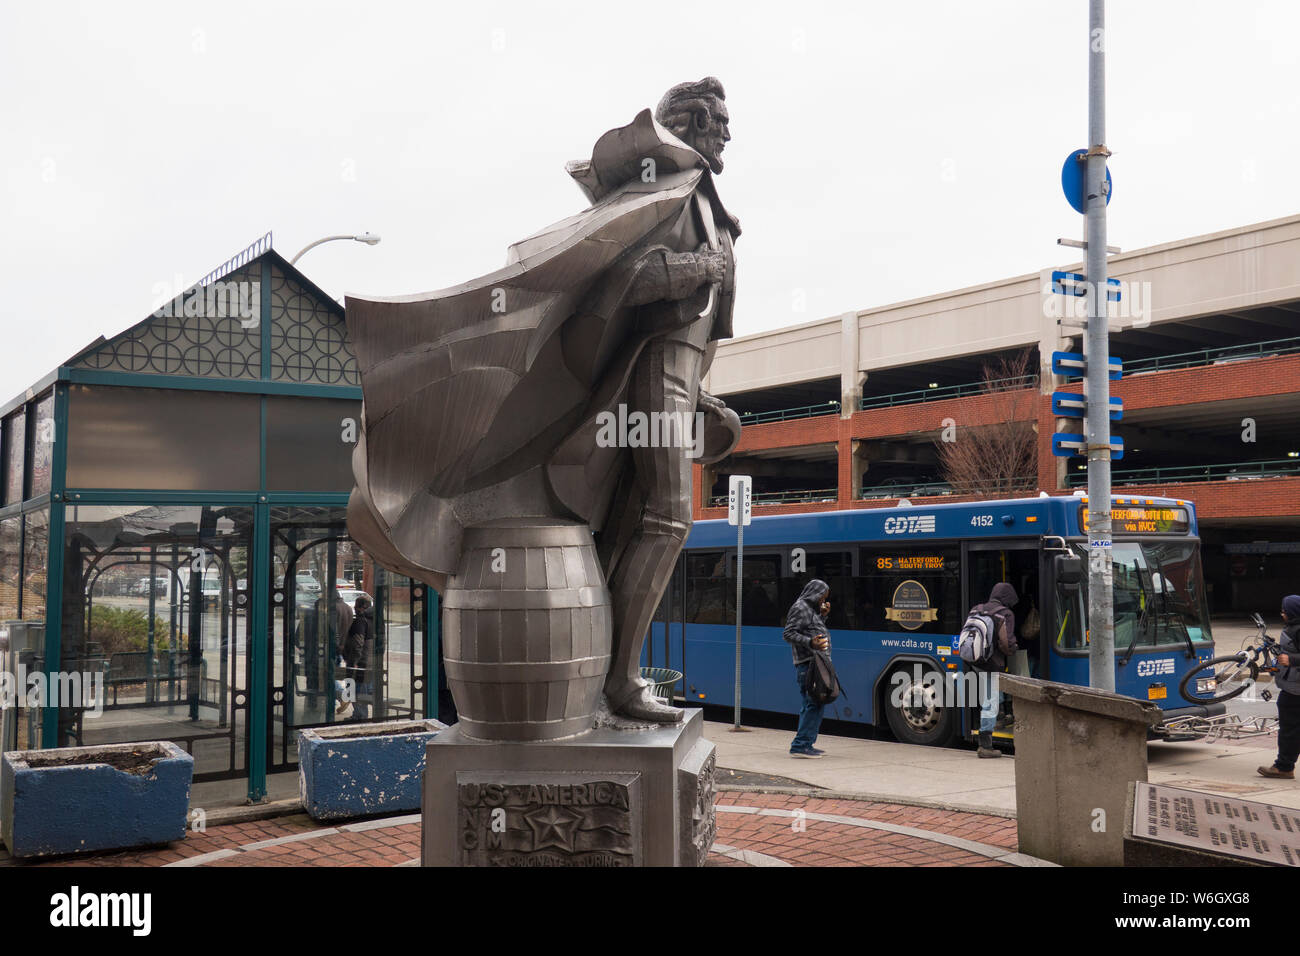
[1085,0,1115,691]
[733,522,744,728]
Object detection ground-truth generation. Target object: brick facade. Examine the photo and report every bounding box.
[695,355,1300,524]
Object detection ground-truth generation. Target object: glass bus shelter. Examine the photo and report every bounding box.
[0,243,441,801]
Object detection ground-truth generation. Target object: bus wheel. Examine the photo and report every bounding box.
[884,664,955,747]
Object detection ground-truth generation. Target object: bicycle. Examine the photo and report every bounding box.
[1178,612,1282,704]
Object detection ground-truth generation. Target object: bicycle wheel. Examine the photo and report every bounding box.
[1179,655,1259,704]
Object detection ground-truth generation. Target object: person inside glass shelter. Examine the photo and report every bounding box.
[344,595,374,719]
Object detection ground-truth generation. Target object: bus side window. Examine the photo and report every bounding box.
[737,553,783,627]
[685,551,728,625]
[792,550,855,630]
[858,545,961,634]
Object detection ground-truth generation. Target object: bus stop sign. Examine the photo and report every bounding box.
[728,475,752,527]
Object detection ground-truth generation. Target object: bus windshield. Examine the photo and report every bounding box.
[1054,540,1213,652]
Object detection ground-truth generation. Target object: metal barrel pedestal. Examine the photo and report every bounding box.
[441,519,611,742]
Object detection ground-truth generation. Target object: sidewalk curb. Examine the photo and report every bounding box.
[715,784,1018,819]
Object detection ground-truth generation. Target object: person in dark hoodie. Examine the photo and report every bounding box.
[972,582,1018,759]
[784,578,832,758]
[342,595,375,720]
[1259,594,1300,780]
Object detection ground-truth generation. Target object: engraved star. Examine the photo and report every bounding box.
[524,805,584,854]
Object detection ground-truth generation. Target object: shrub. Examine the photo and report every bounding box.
[88,606,173,657]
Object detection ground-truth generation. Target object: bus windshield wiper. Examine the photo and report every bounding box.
[1151,550,1197,659]
[1119,562,1147,667]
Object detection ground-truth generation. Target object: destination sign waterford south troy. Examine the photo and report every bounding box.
[1080,505,1191,535]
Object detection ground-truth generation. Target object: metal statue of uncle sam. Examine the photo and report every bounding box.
[346,78,742,738]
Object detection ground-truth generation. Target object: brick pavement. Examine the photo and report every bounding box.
[0,790,1033,868]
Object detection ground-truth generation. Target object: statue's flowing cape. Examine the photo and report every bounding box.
[346,110,721,586]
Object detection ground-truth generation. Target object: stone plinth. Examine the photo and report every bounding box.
[422,708,715,867]
[1000,674,1163,867]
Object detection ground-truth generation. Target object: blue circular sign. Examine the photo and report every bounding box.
[1061,149,1112,215]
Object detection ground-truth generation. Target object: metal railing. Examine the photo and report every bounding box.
[858,481,951,499]
[708,487,838,507]
[858,476,1036,500]
[1065,459,1300,488]
[1122,335,1300,376]
[859,374,1039,410]
[198,231,273,288]
[736,401,840,425]
[742,338,1299,425]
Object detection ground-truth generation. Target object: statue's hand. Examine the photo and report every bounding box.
[697,389,726,412]
[692,242,727,285]
[695,391,741,464]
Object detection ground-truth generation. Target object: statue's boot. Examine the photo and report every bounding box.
[606,680,684,723]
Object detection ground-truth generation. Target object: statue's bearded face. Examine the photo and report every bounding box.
[690,100,730,174]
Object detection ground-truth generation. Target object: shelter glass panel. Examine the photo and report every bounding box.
[60,504,253,777]
[0,515,20,619]
[3,409,24,505]
[29,394,54,499]
[268,506,423,772]
[265,396,362,492]
[66,385,260,490]
[21,509,47,622]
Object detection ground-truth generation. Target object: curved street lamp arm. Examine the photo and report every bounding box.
[289,235,359,265]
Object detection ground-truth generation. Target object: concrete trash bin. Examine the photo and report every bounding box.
[1000,674,1163,867]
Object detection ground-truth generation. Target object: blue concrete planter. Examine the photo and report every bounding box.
[298,719,446,821]
[1,741,193,859]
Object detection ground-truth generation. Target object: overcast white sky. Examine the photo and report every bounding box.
[3,1,1298,393]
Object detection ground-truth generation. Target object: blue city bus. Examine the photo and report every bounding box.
[643,493,1223,745]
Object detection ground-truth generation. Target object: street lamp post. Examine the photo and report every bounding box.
[290,232,381,265]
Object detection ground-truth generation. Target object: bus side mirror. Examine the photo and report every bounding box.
[1055,554,1084,589]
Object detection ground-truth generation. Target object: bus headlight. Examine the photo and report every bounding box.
[1195,677,1217,695]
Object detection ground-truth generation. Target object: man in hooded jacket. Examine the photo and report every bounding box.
[972,582,1018,759]
[1260,593,1300,779]
[784,579,832,758]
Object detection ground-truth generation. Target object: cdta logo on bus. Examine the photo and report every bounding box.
[1136,658,1176,678]
[883,515,937,535]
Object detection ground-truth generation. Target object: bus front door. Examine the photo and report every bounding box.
[961,541,1043,741]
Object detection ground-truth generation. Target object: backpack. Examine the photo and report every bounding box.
[956,609,998,665]
[804,649,843,705]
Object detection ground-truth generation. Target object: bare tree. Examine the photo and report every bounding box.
[935,348,1038,497]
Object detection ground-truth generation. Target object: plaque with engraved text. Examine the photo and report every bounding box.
[678,740,717,866]
[1133,782,1300,866]
[457,771,641,867]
